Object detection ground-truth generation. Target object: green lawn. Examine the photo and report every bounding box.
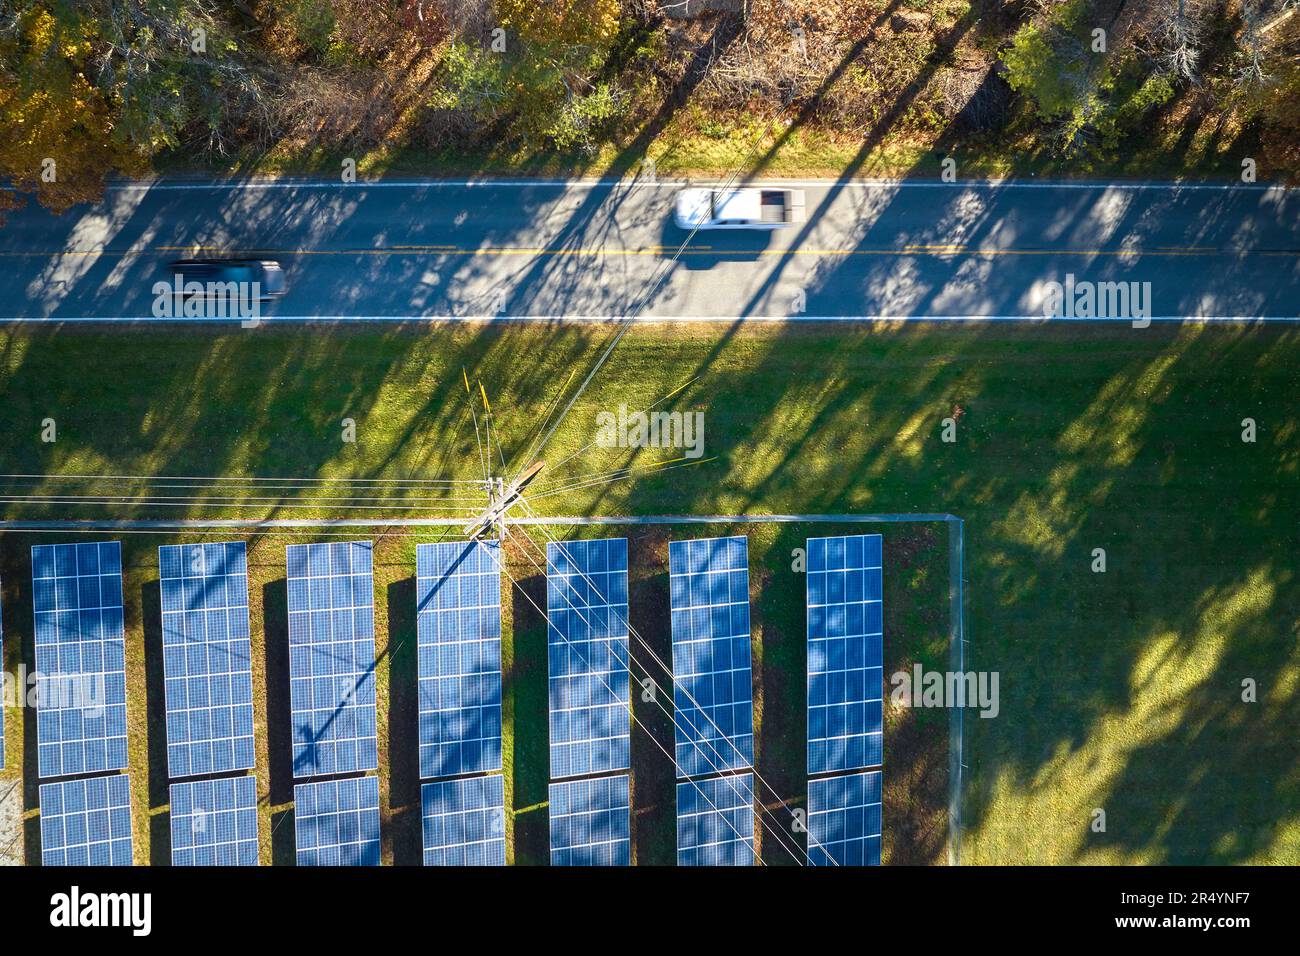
[1,322,1297,864]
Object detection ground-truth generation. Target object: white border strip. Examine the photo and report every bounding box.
[2,178,1289,193]
[0,513,955,531]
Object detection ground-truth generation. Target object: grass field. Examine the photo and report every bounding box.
[0,321,1297,864]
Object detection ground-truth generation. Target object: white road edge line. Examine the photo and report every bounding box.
[1,315,1296,323]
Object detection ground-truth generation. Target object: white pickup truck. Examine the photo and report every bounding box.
[674,186,807,230]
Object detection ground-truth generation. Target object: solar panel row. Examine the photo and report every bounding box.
[807,534,884,774]
[668,536,754,779]
[286,541,379,778]
[415,541,503,780]
[546,538,631,780]
[159,542,256,780]
[32,542,129,780]
[295,775,381,866]
[677,772,756,866]
[415,540,507,866]
[171,775,260,866]
[421,775,506,866]
[805,534,885,867]
[39,773,133,866]
[807,770,882,866]
[549,775,631,866]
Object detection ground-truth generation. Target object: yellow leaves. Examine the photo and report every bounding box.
[496,0,622,48]
[25,8,57,55]
[0,3,157,210]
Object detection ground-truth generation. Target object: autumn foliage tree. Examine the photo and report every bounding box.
[0,4,150,212]
[495,0,622,48]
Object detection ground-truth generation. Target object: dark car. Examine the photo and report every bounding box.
[168,259,286,299]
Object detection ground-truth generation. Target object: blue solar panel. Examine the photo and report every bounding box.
[546,538,631,779]
[807,534,884,773]
[286,542,378,778]
[421,775,507,866]
[807,770,882,866]
[39,774,133,866]
[158,542,256,779]
[31,542,128,779]
[549,774,630,866]
[170,775,259,866]
[415,541,503,779]
[677,772,755,866]
[668,536,754,779]
[295,775,381,866]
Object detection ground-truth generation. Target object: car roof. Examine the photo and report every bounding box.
[172,259,270,268]
[713,189,760,222]
[675,189,713,226]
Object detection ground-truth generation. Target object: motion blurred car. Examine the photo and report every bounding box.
[674,187,806,230]
[168,259,286,299]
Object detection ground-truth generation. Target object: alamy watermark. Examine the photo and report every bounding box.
[1041,273,1152,327]
[595,404,705,458]
[3,666,106,714]
[151,276,263,327]
[50,886,151,936]
[891,665,1000,718]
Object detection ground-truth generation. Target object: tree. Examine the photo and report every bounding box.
[495,0,622,48]
[1156,0,1204,82]
[0,4,148,211]
[1001,0,1175,156]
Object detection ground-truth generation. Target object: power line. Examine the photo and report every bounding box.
[487,529,778,865]
[510,505,822,865]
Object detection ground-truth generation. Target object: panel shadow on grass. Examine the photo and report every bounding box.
[386,576,420,865]
[505,551,549,865]
[271,807,295,866]
[627,528,675,866]
[750,524,807,866]
[262,578,296,866]
[140,579,173,865]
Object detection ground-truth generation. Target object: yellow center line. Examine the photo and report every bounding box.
[0,245,1290,258]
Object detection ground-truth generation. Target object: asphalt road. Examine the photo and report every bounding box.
[1,177,1297,321]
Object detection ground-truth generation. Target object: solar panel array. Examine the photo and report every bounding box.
[170,775,260,866]
[421,775,507,866]
[546,538,631,779]
[677,772,756,866]
[38,774,133,866]
[668,536,754,779]
[15,526,886,869]
[549,775,630,866]
[31,542,128,779]
[295,775,381,866]
[158,542,256,779]
[415,541,503,780]
[807,770,882,866]
[806,534,884,774]
[286,541,378,778]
